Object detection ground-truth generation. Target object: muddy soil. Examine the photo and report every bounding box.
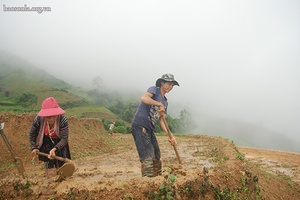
[238,146,300,183]
[1,113,300,199]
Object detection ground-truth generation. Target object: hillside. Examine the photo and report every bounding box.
[1,113,300,199]
[0,51,132,133]
[1,51,300,153]
[0,51,89,112]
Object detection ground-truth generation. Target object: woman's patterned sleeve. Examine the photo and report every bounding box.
[28,116,40,150]
[55,115,69,150]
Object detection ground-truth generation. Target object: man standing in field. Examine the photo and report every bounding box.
[108,122,115,135]
[131,73,179,177]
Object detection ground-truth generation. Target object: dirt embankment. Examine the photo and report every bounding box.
[1,113,300,200]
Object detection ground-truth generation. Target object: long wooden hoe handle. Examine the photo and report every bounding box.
[161,116,182,164]
[0,123,26,179]
[37,151,71,163]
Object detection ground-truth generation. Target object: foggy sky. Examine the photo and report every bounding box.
[1,1,300,150]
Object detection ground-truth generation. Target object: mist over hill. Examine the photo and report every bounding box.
[0,51,73,89]
[0,51,299,152]
[194,113,299,152]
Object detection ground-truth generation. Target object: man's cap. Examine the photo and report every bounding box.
[155,73,180,87]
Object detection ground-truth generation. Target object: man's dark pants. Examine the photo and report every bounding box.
[131,125,162,177]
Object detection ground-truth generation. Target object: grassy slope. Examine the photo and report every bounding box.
[0,52,88,112]
[66,106,117,120]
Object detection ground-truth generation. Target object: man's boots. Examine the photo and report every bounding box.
[153,160,162,176]
[141,160,162,177]
[141,160,154,177]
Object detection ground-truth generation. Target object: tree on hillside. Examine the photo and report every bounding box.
[177,109,197,133]
[109,101,138,123]
[17,93,37,108]
[4,91,10,97]
[92,76,103,90]
[109,101,125,115]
